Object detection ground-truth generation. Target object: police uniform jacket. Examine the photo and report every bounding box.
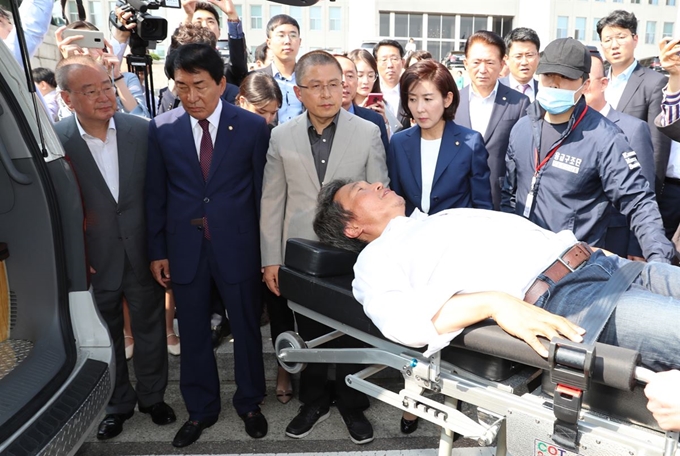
[501,97,674,263]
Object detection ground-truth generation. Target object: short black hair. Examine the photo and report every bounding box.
[313,179,368,253]
[266,14,300,38]
[195,2,220,27]
[169,23,217,52]
[0,8,11,21]
[504,27,540,54]
[464,30,506,60]
[596,10,637,38]
[32,67,56,88]
[373,39,405,59]
[255,42,268,63]
[165,43,224,84]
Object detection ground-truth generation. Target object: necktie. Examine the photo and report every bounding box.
[521,83,531,94]
[198,119,212,239]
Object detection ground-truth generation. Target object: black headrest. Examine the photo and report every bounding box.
[284,238,357,277]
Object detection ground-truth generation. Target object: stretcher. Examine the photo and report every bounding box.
[275,238,680,456]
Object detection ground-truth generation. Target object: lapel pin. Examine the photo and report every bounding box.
[228,125,233,130]
[502,97,507,101]
[455,141,460,146]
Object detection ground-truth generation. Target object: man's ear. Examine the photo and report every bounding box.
[293,85,303,102]
[60,90,73,109]
[343,222,362,240]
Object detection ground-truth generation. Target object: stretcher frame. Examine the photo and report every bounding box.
[275,239,680,456]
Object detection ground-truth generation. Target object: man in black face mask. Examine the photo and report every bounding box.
[500,38,675,264]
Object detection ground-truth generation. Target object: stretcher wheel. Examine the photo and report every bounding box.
[275,331,307,374]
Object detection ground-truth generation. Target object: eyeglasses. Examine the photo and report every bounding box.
[601,33,635,48]
[273,32,299,41]
[67,84,116,100]
[510,52,538,62]
[378,56,401,65]
[357,71,377,81]
[297,81,343,94]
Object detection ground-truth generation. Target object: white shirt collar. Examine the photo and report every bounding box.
[75,115,116,139]
[189,99,223,131]
[470,80,499,101]
[608,59,637,83]
[599,103,612,117]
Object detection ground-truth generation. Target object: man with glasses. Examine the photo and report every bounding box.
[53,56,175,441]
[260,50,388,444]
[259,14,303,124]
[373,39,410,132]
[597,11,674,235]
[501,27,541,102]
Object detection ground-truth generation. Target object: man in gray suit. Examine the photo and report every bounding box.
[597,11,674,230]
[260,50,388,444]
[54,56,174,440]
[457,30,530,210]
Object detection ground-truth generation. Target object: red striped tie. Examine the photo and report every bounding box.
[198,119,212,240]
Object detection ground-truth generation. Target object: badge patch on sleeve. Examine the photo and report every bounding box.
[623,151,641,170]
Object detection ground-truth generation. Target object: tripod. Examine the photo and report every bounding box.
[125,52,157,117]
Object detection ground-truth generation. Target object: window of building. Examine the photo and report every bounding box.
[613,0,622,2]
[329,6,341,31]
[250,4,262,29]
[379,12,390,37]
[668,0,676,5]
[389,13,423,52]
[663,21,674,38]
[427,14,456,61]
[646,21,657,44]
[88,1,101,29]
[309,6,322,31]
[593,18,601,41]
[595,0,604,2]
[459,15,487,41]
[631,0,640,3]
[234,4,242,18]
[649,0,659,4]
[492,16,513,37]
[289,6,303,27]
[557,16,568,39]
[269,5,282,17]
[575,17,586,41]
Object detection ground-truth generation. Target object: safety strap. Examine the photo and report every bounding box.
[551,260,645,451]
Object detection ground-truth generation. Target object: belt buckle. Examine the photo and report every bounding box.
[556,255,576,273]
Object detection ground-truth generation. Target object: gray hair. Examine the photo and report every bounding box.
[55,55,101,91]
[313,179,368,253]
[295,50,343,86]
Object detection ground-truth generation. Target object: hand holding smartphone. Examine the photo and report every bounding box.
[365,93,384,107]
[61,29,106,50]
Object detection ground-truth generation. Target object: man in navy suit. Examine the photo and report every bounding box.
[456,30,530,210]
[335,54,389,151]
[146,43,270,448]
[499,27,540,102]
[584,50,656,259]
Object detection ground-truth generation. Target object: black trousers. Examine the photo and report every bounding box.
[263,285,294,352]
[658,178,680,240]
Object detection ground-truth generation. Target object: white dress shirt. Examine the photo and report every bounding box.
[352,208,578,356]
[420,137,442,213]
[190,100,222,159]
[605,60,637,110]
[469,81,499,138]
[380,82,401,119]
[507,74,535,102]
[75,116,120,202]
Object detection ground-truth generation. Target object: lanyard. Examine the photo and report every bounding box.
[522,106,589,219]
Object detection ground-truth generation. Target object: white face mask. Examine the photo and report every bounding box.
[536,81,586,115]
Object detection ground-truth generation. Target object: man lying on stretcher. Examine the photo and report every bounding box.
[312,179,680,374]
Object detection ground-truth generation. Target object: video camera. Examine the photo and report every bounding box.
[110,0,179,43]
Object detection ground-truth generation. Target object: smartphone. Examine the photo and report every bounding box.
[62,29,105,49]
[365,93,384,107]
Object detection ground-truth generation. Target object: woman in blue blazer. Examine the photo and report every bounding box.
[387,60,493,215]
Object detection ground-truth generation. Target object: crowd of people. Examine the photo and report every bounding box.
[2,0,680,449]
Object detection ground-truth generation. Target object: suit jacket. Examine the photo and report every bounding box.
[615,63,670,190]
[455,83,530,210]
[260,108,389,266]
[54,112,152,291]
[499,76,538,99]
[353,103,389,152]
[146,102,270,284]
[655,114,680,251]
[387,121,493,215]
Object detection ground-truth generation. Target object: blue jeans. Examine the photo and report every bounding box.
[536,251,680,372]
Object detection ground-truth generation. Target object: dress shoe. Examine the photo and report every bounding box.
[240,410,268,438]
[285,403,330,439]
[400,416,419,434]
[172,417,218,448]
[96,410,134,440]
[210,320,231,348]
[167,333,180,356]
[139,401,176,425]
[338,408,374,444]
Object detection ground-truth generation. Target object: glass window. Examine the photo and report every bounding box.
[409,14,423,37]
[269,5,282,17]
[649,0,659,4]
[593,18,601,41]
[631,0,640,3]
[309,6,322,31]
[663,22,674,38]
[668,0,676,5]
[233,4,242,18]
[395,13,408,37]
[427,41,441,61]
[250,5,262,29]
[428,14,441,39]
[646,21,657,44]
[289,6,303,27]
[473,16,486,33]
[379,12,390,36]
[459,16,472,40]
[613,0,622,2]
[575,17,586,42]
[441,15,454,39]
[88,1,101,29]
[329,6,341,32]
[557,16,568,39]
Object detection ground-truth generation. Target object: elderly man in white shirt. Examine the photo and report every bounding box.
[312,179,680,374]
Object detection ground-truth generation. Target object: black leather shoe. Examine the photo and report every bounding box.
[139,401,176,425]
[172,417,218,448]
[211,320,231,348]
[285,403,330,439]
[96,410,134,440]
[339,408,374,444]
[400,416,419,434]
[240,410,268,438]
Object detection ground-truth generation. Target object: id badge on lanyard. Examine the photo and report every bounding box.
[523,175,538,218]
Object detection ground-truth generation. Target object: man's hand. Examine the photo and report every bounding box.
[207,0,238,20]
[101,39,122,79]
[263,265,281,296]
[659,37,680,93]
[181,0,199,22]
[55,26,87,59]
[645,370,680,431]
[150,259,171,288]
[490,295,585,358]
